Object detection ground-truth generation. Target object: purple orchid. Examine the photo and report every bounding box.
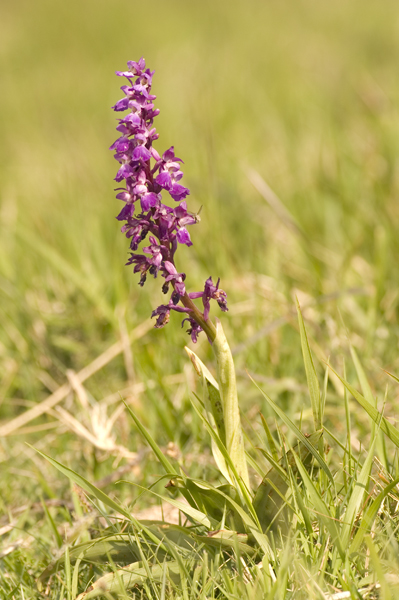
[111,58,228,342]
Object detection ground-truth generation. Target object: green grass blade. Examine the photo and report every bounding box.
[350,346,387,469]
[293,452,345,559]
[296,299,321,430]
[384,370,399,384]
[343,359,352,483]
[124,402,178,477]
[364,537,393,600]
[192,531,255,555]
[328,366,399,448]
[29,445,134,522]
[350,346,376,407]
[259,413,280,464]
[349,475,399,555]
[185,479,245,532]
[341,436,376,548]
[41,498,63,548]
[65,546,71,600]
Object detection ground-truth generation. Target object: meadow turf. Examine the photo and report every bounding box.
[1,0,399,597]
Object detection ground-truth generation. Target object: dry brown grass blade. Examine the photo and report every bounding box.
[0,319,152,437]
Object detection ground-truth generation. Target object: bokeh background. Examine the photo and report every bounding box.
[1,0,399,552]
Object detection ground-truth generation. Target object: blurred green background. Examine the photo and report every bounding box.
[1,0,399,510]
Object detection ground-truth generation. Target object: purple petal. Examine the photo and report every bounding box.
[155,171,172,189]
[115,164,134,182]
[109,137,130,152]
[115,70,134,78]
[173,201,187,219]
[140,192,159,212]
[116,203,135,221]
[132,146,151,161]
[112,98,130,111]
[176,227,192,246]
[151,148,161,162]
[169,183,190,201]
[163,146,182,163]
[163,261,177,275]
[115,191,132,202]
[123,112,141,126]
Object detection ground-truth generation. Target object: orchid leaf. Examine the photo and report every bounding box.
[185,347,231,483]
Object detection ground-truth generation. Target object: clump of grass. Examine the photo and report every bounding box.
[29,304,399,598]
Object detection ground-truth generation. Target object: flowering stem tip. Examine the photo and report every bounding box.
[110,58,228,343]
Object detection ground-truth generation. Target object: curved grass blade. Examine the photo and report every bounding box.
[327,365,399,448]
[28,445,134,522]
[124,402,178,476]
[385,370,399,384]
[349,475,399,555]
[30,444,177,585]
[341,436,376,549]
[259,413,280,464]
[296,299,321,430]
[40,522,195,585]
[351,346,387,469]
[184,479,245,533]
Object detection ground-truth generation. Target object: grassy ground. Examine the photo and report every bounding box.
[1,0,399,597]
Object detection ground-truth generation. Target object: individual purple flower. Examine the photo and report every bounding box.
[182,317,203,343]
[125,254,149,286]
[142,236,166,276]
[163,261,186,297]
[188,277,228,321]
[151,301,188,329]
[202,277,228,319]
